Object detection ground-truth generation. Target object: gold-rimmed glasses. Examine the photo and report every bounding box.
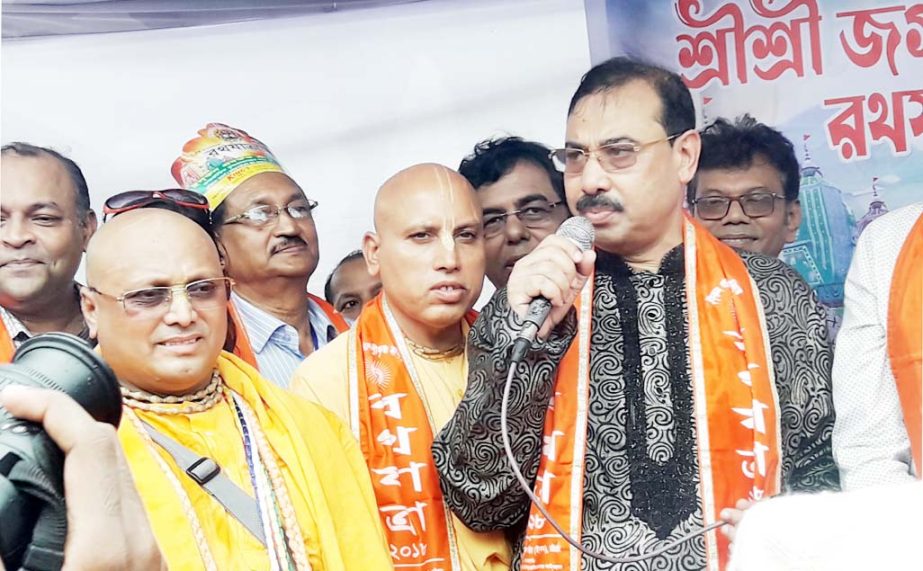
[87,277,233,316]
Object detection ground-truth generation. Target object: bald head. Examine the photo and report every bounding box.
[373,163,477,231]
[82,208,228,395]
[87,209,220,286]
[362,162,485,344]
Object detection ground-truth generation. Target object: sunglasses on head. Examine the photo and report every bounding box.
[103,189,211,228]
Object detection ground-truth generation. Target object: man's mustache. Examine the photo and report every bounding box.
[575,194,624,214]
[270,236,308,254]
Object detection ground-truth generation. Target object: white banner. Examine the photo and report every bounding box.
[2,0,590,303]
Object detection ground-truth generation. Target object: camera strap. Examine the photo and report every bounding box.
[139,420,267,546]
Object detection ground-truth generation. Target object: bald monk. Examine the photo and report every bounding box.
[80,209,391,571]
[291,164,511,570]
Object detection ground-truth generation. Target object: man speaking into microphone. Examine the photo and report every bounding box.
[433,57,838,571]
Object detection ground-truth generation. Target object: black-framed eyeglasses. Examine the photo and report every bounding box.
[691,192,785,221]
[223,199,319,227]
[482,200,564,239]
[87,277,234,316]
[549,134,680,174]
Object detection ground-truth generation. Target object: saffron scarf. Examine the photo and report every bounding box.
[0,320,14,363]
[521,217,781,571]
[348,294,476,570]
[118,351,391,570]
[888,212,923,477]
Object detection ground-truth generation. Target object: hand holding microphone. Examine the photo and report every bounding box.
[507,217,596,363]
[500,217,730,565]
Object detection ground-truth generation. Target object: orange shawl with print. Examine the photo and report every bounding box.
[348,294,476,570]
[888,212,923,477]
[521,217,781,571]
[230,293,348,368]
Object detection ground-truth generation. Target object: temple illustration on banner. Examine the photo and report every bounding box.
[779,138,894,336]
[779,135,888,322]
[855,178,890,235]
[780,139,857,310]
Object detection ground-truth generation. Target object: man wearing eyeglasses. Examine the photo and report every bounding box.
[434,57,837,570]
[687,115,802,258]
[459,137,570,288]
[80,207,391,570]
[0,143,98,362]
[172,123,348,387]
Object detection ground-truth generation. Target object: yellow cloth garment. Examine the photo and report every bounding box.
[118,351,393,571]
[291,332,511,571]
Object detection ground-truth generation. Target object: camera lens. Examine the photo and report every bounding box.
[0,333,120,570]
[10,333,121,427]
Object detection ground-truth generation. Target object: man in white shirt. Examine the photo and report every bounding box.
[831,201,923,489]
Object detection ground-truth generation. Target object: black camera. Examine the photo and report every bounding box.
[0,333,121,571]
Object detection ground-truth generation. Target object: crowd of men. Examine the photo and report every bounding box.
[1,55,920,571]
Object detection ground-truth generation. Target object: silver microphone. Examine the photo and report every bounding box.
[510,216,594,363]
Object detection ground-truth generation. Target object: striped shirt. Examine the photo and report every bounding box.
[231,291,339,388]
[0,283,93,349]
[0,304,31,348]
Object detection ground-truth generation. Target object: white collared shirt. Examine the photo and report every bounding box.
[832,202,923,489]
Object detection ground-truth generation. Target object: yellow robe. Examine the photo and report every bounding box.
[118,351,393,571]
[291,332,511,571]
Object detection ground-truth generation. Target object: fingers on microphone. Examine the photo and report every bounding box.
[530,274,569,307]
[543,234,583,258]
[508,238,585,310]
[577,249,597,276]
[537,235,594,277]
[524,246,580,278]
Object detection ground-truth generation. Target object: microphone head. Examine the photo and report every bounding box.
[557,216,595,252]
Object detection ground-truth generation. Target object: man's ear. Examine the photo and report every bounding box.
[784,199,802,243]
[81,210,98,251]
[674,129,702,186]
[213,235,230,271]
[362,232,382,279]
[79,286,99,340]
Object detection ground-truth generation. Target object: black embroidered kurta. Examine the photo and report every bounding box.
[433,247,839,571]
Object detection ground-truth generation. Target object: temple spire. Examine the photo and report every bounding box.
[801,133,822,176]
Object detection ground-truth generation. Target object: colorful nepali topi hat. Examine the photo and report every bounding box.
[171,123,286,209]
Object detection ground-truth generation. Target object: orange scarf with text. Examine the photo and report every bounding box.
[521,217,781,571]
[348,294,476,570]
[888,212,923,477]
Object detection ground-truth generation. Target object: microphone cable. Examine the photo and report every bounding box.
[500,361,726,564]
